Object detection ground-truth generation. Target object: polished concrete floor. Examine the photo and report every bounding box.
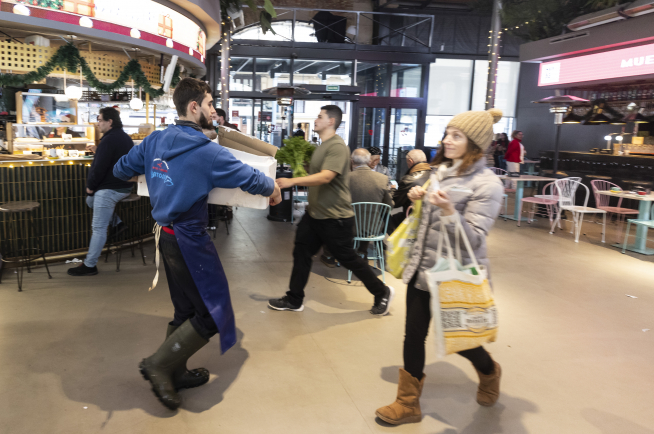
[1,203,653,434]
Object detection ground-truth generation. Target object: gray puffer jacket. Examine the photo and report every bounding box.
[402,158,504,291]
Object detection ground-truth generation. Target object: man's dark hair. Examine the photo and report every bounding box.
[99,107,122,129]
[215,108,226,118]
[320,105,342,130]
[297,123,302,129]
[173,78,212,116]
[368,146,382,156]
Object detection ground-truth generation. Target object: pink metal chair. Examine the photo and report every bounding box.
[517,182,559,227]
[590,180,638,241]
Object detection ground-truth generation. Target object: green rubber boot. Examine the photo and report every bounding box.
[165,323,210,390]
[139,320,208,410]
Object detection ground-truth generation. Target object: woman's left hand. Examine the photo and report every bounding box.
[428,190,455,216]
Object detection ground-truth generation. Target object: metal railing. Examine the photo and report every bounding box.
[232,6,435,51]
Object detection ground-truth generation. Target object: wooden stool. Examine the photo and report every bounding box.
[0,201,52,291]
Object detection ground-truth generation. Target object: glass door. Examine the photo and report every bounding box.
[354,101,421,180]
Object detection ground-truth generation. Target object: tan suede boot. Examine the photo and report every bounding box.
[476,361,501,406]
[375,368,426,425]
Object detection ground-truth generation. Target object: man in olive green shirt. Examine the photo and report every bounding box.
[269,105,394,316]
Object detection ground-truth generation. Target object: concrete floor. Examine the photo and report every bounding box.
[1,203,653,434]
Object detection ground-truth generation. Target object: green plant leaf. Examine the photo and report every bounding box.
[263,0,276,18]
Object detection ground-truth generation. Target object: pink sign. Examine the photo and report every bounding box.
[538,42,654,86]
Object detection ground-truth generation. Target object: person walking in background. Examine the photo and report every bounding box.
[494,132,509,169]
[368,146,391,179]
[113,78,281,410]
[293,123,306,138]
[504,130,525,188]
[376,109,505,425]
[213,108,241,131]
[388,149,431,233]
[68,107,133,276]
[269,105,395,316]
[321,148,393,267]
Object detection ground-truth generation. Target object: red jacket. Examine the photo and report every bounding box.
[504,139,523,163]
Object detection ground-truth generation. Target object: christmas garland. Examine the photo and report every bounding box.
[0,43,181,98]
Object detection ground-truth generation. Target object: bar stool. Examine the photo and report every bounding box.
[104,194,147,271]
[0,201,52,291]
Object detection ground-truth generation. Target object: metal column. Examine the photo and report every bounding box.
[220,20,231,113]
[485,0,502,110]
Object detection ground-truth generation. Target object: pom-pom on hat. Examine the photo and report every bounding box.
[446,108,503,151]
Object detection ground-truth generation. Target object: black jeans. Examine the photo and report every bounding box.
[286,214,386,305]
[159,230,218,340]
[404,274,494,379]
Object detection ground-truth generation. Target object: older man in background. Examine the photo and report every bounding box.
[321,148,393,267]
[388,149,431,233]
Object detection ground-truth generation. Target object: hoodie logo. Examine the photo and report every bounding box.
[151,158,174,186]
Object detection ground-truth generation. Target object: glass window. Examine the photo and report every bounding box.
[390,64,422,98]
[424,115,452,147]
[470,60,520,117]
[233,21,315,43]
[228,98,253,135]
[427,59,473,116]
[255,58,291,91]
[230,58,253,92]
[356,62,389,97]
[293,60,353,86]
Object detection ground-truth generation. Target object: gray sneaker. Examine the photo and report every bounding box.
[370,285,394,316]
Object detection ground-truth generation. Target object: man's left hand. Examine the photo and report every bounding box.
[269,183,282,206]
[276,177,295,190]
[86,188,94,195]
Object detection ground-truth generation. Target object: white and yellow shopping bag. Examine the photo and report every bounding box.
[385,180,431,279]
[426,220,498,358]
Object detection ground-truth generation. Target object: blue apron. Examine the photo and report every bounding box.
[171,199,236,354]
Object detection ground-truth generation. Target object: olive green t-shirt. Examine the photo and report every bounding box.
[307,135,354,220]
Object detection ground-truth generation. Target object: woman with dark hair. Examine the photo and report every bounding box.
[376,109,505,425]
[505,130,525,188]
[494,132,509,169]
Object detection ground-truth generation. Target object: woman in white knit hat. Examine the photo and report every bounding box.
[376,108,505,425]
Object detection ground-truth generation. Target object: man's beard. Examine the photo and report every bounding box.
[198,112,213,130]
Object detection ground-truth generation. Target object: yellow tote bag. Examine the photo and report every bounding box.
[385,180,430,279]
[427,221,498,357]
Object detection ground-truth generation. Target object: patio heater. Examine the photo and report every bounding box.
[533,95,590,176]
[262,86,311,141]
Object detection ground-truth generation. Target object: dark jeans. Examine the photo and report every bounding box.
[159,230,218,340]
[287,213,386,305]
[404,274,493,379]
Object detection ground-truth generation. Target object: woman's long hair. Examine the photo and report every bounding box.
[431,137,483,175]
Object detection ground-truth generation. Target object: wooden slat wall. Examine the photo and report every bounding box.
[0,165,154,258]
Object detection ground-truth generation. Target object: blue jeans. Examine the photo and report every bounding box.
[85,189,131,267]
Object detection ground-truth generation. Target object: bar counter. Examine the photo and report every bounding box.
[0,156,155,260]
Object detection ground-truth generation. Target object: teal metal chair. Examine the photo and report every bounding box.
[622,207,654,253]
[347,202,392,284]
[291,186,309,224]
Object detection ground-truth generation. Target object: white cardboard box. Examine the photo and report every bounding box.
[137,147,277,209]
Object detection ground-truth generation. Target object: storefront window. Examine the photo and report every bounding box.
[424,115,452,148]
[229,98,253,135]
[390,64,422,98]
[293,60,353,86]
[230,58,254,92]
[356,62,389,97]
[470,60,520,117]
[427,59,473,116]
[255,58,291,91]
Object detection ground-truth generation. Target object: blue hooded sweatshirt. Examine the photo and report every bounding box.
[113,123,275,225]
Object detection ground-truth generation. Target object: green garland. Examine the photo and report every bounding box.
[0,43,180,98]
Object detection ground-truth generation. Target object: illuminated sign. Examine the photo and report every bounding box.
[2,0,206,58]
[539,42,654,86]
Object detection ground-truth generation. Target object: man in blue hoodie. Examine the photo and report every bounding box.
[113,78,281,410]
